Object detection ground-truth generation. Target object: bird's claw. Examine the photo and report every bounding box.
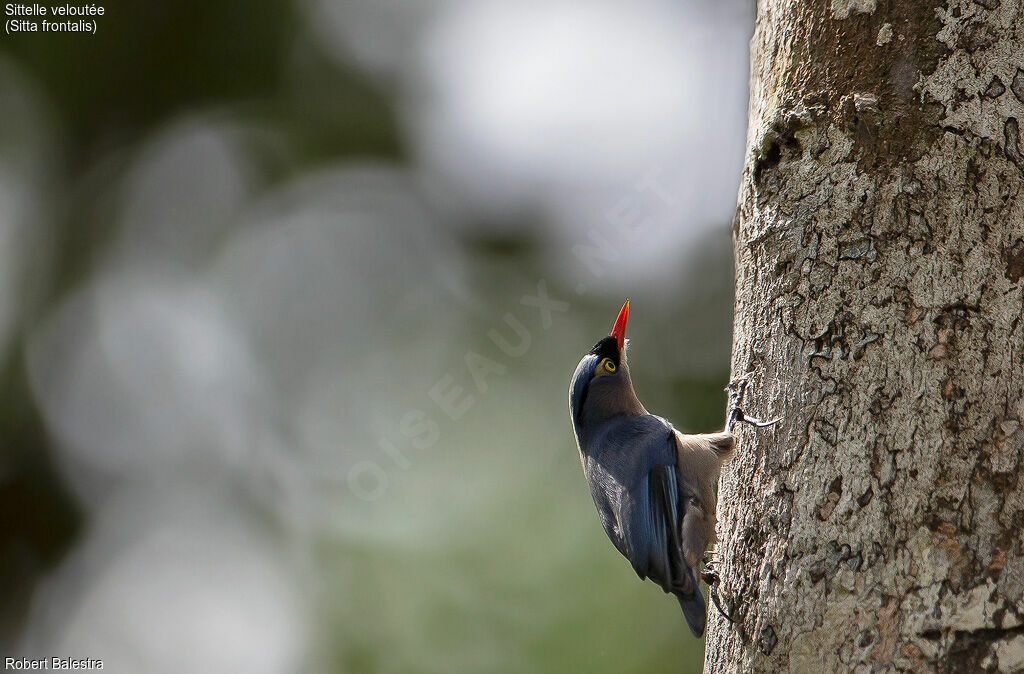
[708,582,741,624]
[732,408,782,429]
[726,372,752,391]
[726,371,779,432]
[700,563,744,624]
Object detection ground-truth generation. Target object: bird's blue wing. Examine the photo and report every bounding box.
[621,463,678,583]
[583,415,707,635]
[588,416,691,588]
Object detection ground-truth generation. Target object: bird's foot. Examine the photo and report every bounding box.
[701,548,722,570]
[701,569,742,624]
[701,558,743,624]
[726,372,780,432]
[732,408,782,429]
[709,584,742,624]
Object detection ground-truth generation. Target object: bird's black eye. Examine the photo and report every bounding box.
[597,357,616,374]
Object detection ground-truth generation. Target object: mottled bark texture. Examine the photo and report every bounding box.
[706,1,1024,672]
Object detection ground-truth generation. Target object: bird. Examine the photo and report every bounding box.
[567,300,774,636]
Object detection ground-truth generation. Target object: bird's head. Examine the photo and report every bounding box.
[569,300,645,441]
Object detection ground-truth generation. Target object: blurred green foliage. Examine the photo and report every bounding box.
[0,3,733,671]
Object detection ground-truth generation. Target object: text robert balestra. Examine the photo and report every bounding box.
[5,657,103,670]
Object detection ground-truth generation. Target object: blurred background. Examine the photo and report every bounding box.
[0,0,751,671]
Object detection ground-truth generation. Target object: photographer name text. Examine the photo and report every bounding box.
[5,657,103,671]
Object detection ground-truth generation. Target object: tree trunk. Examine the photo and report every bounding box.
[706,1,1024,672]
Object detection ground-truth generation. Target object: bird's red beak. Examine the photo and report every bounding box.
[610,300,629,351]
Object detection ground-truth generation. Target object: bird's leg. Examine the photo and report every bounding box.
[700,544,749,618]
[700,566,741,624]
[700,552,743,624]
[726,372,780,432]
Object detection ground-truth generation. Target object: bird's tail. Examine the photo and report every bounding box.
[675,569,707,637]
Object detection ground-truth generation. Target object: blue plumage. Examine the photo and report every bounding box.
[578,413,707,636]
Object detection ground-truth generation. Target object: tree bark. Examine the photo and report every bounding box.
[706,1,1024,672]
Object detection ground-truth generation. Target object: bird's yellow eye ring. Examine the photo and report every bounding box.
[599,358,617,374]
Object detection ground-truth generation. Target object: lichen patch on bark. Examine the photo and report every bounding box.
[832,0,879,21]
